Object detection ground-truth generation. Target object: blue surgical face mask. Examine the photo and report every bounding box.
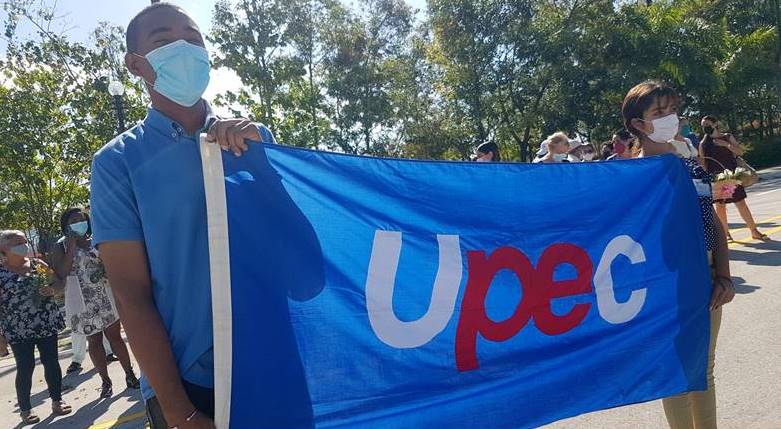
[140,40,211,107]
[69,221,89,236]
[9,243,31,257]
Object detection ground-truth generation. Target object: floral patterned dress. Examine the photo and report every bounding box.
[68,248,119,336]
[0,261,65,344]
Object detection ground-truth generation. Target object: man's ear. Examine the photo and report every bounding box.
[125,52,155,85]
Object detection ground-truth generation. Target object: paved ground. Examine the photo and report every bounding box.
[1,166,779,429]
[0,331,145,429]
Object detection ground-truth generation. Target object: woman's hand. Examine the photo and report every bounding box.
[710,276,735,310]
[713,138,730,148]
[39,286,56,297]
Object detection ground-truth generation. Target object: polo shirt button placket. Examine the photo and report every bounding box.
[172,124,183,140]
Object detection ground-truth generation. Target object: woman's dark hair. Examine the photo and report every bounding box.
[476,141,501,161]
[615,129,633,141]
[600,142,614,160]
[621,80,680,138]
[702,115,718,124]
[60,207,91,237]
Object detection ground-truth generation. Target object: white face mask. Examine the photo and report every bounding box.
[553,153,568,162]
[646,114,680,144]
[582,153,595,161]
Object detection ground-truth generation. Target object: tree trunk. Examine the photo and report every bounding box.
[519,125,534,162]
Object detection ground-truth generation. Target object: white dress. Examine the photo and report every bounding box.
[68,247,119,336]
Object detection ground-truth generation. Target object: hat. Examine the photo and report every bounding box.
[567,138,590,153]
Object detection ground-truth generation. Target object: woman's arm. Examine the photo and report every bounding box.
[698,140,709,170]
[36,259,66,296]
[50,238,76,281]
[726,134,746,156]
[709,208,735,310]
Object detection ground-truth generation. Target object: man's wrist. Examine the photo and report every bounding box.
[168,408,198,428]
[163,400,198,428]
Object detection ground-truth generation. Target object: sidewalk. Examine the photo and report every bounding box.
[0,332,145,429]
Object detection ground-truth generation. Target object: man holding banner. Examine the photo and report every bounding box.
[90,3,264,428]
[90,3,737,429]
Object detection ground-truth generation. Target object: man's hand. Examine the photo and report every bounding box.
[177,412,215,429]
[205,118,260,157]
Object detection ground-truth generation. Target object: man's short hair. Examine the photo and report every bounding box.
[125,2,186,53]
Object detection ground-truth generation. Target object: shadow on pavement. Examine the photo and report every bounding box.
[10,388,142,429]
[60,389,141,428]
[4,366,103,412]
[731,276,761,294]
[729,239,781,267]
[727,221,780,230]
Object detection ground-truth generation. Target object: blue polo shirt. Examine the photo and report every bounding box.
[90,104,275,399]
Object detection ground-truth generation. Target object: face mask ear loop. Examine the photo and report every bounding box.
[130,52,156,88]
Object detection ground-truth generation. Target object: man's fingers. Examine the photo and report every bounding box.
[238,121,259,141]
[204,119,256,155]
[227,128,242,157]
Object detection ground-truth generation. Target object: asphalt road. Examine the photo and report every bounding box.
[1,166,779,429]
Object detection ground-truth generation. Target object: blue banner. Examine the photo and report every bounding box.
[206,143,711,429]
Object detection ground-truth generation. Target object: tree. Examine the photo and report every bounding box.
[210,0,305,132]
[0,0,146,253]
[319,0,415,154]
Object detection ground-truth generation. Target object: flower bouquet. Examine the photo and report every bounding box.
[28,264,55,306]
[713,168,748,200]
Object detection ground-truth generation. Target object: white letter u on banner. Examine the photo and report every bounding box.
[366,230,462,348]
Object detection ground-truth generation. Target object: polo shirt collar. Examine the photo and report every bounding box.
[143,100,218,139]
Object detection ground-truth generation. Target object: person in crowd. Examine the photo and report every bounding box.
[622,80,735,429]
[606,129,635,160]
[0,256,7,357]
[90,4,279,428]
[699,115,768,241]
[533,132,571,163]
[679,116,701,148]
[51,208,140,398]
[567,139,597,162]
[0,330,8,357]
[671,121,698,159]
[473,141,501,162]
[0,230,72,424]
[65,331,116,375]
[599,142,614,160]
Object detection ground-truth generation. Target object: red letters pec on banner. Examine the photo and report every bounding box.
[455,244,593,371]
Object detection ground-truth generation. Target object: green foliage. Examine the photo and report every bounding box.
[0,1,146,252]
[1,0,780,247]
